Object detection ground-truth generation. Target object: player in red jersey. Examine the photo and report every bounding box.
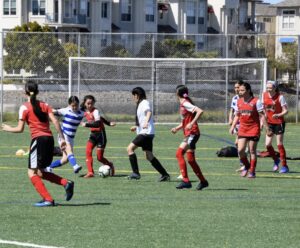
[81,95,115,178]
[171,85,208,190]
[230,82,270,179]
[262,81,289,173]
[2,81,74,207]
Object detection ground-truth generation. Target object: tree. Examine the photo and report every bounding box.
[4,21,85,79]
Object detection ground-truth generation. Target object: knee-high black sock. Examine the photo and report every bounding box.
[150,157,168,175]
[129,153,139,174]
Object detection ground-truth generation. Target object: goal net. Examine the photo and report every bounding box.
[69,57,267,123]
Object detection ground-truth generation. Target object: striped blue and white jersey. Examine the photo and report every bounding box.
[56,107,85,139]
[231,95,240,114]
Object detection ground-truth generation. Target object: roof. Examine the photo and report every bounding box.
[273,0,300,7]
[255,3,276,16]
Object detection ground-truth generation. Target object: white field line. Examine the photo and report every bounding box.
[0,239,65,248]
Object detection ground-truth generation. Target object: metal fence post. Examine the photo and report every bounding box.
[296,35,300,123]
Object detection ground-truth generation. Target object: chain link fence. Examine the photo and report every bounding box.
[0,32,299,123]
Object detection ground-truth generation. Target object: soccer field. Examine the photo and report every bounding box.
[0,124,300,248]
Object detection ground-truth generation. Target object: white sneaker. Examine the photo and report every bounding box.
[45,167,53,173]
[177,174,183,180]
[73,164,82,174]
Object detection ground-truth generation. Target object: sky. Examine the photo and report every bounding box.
[263,0,283,4]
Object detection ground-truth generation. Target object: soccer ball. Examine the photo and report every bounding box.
[98,165,112,178]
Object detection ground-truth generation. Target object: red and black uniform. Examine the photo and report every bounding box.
[236,97,263,139]
[236,97,263,173]
[176,99,206,184]
[84,108,112,175]
[262,92,288,166]
[19,101,68,203]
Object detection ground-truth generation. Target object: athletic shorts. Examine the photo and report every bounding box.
[238,136,260,142]
[89,130,107,148]
[28,136,54,169]
[268,122,285,135]
[132,134,154,151]
[183,134,200,150]
[58,133,74,148]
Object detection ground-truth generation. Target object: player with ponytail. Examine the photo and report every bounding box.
[171,85,208,190]
[2,81,74,207]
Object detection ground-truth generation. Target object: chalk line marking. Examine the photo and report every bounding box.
[0,239,65,248]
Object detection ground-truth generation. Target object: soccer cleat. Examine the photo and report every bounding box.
[127,173,141,180]
[158,174,170,182]
[177,174,183,180]
[279,166,289,174]
[176,181,192,189]
[64,181,74,201]
[34,200,55,207]
[196,180,209,190]
[236,165,245,172]
[273,158,280,172]
[83,172,94,178]
[45,167,53,173]
[240,169,248,177]
[73,164,82,174]
[247,172,256,179]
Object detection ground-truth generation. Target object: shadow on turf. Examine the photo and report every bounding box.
[57,202,111,207]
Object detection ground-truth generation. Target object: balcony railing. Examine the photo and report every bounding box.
[45,13,89,26]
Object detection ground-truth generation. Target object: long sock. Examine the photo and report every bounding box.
[240,156,250,169]
[96,148,112,166]
[176,148,189,183]
[266,145,278,161]
[42,172,68,186]
[129,153,139,174]
[278,144,287,166]
[49,159,62,169]
[249,159,257,173]
[67,154,78,167]
[186,151,206,182]
[86,141,94,174]
[150,157,168,175]
[30,175,53,202]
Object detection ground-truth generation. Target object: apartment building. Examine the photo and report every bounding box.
[273,0,300,83]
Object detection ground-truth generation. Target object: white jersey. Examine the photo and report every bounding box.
[136,99,155,135]
[56,107,85,139]
[231,95,240,114]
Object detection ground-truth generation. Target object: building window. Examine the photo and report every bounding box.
[3,0,16,15]
[101,2,108,18]
[198,0,205,25]
[186,1,196,24]
[145,0,154,22]
[282,9,295,29]
[121,0,132,22]
[32,0,46,15]
[263,17,271,23]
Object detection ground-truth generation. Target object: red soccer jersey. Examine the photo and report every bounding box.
[180,100,200,136]
[19,101,53,139]
[262,92,286,124]
[236,97,263,137]
[84,108,104,132]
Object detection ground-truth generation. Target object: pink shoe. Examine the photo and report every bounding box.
[247,172,256,179]
[240,169,248,177]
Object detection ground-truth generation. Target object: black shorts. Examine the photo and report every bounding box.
[89,131,107,148]
[28,136,54,169]
[268,122,285,135]
[183,134,200,150]
[132,134,154,151]
[238,136,260,142]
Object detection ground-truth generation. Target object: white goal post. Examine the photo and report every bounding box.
[68,57,267,123]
